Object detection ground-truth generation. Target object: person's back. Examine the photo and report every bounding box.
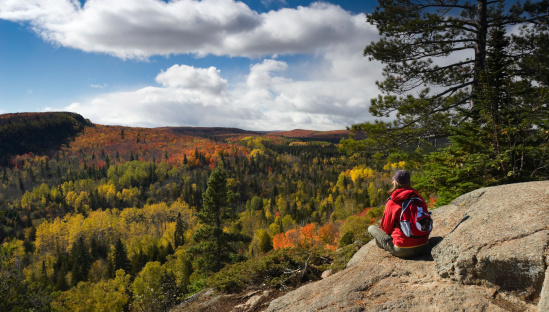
[368,170,431,258]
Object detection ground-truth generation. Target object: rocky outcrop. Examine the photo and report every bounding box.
[265,181,549,312]
[173,287,288,312]
[433,182,549,299]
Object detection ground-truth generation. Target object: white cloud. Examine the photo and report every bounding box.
[63,55,383,130]
[156,65,228,94]
[65,64,247,127]
[0,0,373,59]
[90,83,107,89]
[246,59,289,89]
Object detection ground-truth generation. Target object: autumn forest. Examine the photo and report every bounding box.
[3,0,549,310]
[0,112,406,311]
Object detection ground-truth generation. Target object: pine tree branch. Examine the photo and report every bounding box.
[416,60,476,74]
[432,82,474,100]
[412,1,476,11]
[414,38,477,46]
[395,46,474,61]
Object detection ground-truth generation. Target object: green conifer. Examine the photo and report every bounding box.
[174,212,185,248]
[188,166,250,274]
[70,237,91,286]
[110,238,130,277]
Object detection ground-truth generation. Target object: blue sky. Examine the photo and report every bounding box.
[0,0,381,130]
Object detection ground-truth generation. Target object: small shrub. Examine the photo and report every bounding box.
[208,247,334,293]
[338,232,354,247]
[330,244,360,273]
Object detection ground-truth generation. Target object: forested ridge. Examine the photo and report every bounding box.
[0,112,91,167]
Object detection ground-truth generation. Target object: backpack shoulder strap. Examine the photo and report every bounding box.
[401,193,417,209]
[400,195,414,219]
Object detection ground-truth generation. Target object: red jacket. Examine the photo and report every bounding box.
[380,188,430,248]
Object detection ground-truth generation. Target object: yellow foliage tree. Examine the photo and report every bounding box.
[51,269,131,312]
[131,262,164,311]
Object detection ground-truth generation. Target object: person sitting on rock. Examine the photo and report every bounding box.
[368,170,431,258]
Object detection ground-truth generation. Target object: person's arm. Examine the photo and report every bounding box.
[379,202,395,234]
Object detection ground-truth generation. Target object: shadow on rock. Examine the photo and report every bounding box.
[429,236,444,248]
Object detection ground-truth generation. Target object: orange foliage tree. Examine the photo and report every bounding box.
[318,223,340,250]
[272,222,340,251]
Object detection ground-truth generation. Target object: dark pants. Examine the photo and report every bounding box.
[368,225,430,258]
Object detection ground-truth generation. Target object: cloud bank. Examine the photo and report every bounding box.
[2,0,383,130]
[0,0,372,59]
[65,58,380,130]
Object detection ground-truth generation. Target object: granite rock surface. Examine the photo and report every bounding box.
[265,181,549,312]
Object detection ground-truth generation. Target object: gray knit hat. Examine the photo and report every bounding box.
[392,170,411,184]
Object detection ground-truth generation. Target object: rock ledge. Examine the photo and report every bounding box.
[265,181,549,312]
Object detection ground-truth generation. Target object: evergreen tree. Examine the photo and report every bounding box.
[89,191,98,211]
[342,0,548,201]
[147,243,160,262]
[257,229,273,254]
[55,266,69,291]
[188,166,250,274]
[416,1,549,204]
[39,260,49,286]
[52,248,69,290]
[90,236,108,260]
[131,248,148,276]
[174,212,185,248]
[110,238,130,277]
[179,253,193,295]
[158,243,174,264]
[342,0,549,152]
[70,237,91,286]
[23,226,36,253]
[18,176,24,193]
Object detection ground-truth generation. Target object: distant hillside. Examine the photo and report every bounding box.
[160,126,260,139]
[266,129,360,143]
[0,112,356,167]
[160,127,358,144]
[0,112,91,166]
